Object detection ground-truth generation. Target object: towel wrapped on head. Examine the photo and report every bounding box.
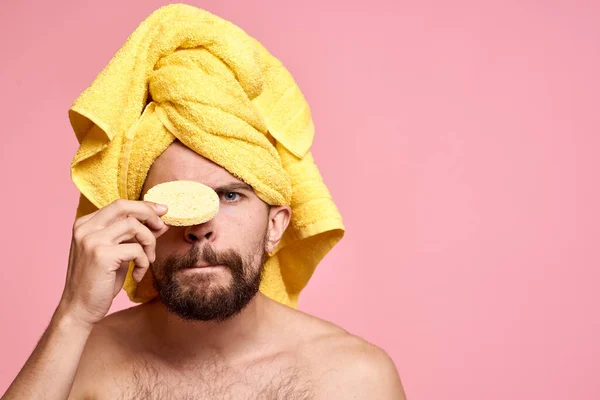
[69,3,344,308]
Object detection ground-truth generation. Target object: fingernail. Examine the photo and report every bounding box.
[156,204,168,212]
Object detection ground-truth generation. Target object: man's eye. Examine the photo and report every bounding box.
[222,192,241,202]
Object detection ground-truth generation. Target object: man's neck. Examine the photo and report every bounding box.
[142,293,276,362]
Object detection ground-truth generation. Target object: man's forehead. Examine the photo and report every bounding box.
[143,140,252,194]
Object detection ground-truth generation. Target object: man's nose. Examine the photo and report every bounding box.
[184,221,215,244]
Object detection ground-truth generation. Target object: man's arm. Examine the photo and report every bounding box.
[3,199,169,400]
[1,308,93,400]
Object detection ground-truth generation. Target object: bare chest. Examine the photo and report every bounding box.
[90,355,317,400]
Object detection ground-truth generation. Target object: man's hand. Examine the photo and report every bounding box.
[57,199,170,327]
[1,199,170,400]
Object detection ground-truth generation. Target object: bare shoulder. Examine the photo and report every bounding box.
[305,331,406,399]
[287,311,406,399]
[68,306,144,399]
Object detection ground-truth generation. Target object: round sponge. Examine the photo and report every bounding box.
[143,180,219,226]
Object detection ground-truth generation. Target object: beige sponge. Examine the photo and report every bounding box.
[143,180,219,226]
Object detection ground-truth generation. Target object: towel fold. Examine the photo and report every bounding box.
[69,3,344,308]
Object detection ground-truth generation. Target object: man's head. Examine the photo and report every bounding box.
[140,140,291,321]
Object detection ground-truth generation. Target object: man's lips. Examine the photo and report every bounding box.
[179,264,225,275]
[190,264,225,269]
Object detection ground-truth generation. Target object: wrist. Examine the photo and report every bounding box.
[52,304,95,334]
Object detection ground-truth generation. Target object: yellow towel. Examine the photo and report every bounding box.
[69,3,344,308]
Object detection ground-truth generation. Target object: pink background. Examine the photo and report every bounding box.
[1,0,599,398]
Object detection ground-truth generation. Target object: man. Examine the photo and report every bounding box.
[2,4,406,400]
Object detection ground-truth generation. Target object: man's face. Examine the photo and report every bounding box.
[140,141,277,322]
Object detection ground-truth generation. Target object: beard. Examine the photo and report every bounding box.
[150,231,268,322]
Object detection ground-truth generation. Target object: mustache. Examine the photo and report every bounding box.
[176,244,244,273]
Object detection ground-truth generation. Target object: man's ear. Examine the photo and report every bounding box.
[265,205,291,253]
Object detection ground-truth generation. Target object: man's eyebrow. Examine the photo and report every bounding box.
[213,182,254,192]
